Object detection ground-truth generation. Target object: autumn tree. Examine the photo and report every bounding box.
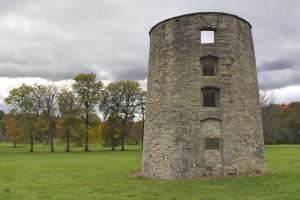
[260,91,300,144]
[88,114,102,144]
[73,73,103,151]
[3,113,22,147]
[285,102,300,143]
[5,84,38,152]
[0,110,5,141]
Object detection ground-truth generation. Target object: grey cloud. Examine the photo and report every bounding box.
[258,69,300,90]
[258,60,299,72]
[0,0,300,91]
[113,66,147,80]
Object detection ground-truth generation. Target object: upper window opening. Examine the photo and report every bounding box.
[201,31,214,44]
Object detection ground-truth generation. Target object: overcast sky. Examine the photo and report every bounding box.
[0,0,300,110]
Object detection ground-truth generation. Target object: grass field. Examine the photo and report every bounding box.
[0,144,300,200]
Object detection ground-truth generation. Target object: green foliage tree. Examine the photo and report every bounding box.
[128,120,143,145]
[101,115,123,150]
[5,84,38,152]
[73,73,103,151]
[100,80,145,150]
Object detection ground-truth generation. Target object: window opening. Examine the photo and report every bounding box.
[203,90,217,107]
[202,60,216,76]
[205,138,221,150]
[201,31,214,44]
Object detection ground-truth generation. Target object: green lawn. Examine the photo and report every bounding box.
[0,144,300,200]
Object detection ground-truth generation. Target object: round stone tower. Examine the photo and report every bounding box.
[142,12,266,179]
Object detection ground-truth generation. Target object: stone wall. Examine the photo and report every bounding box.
[142,12,266,179]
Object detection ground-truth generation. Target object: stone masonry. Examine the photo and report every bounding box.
[142,12,266,179]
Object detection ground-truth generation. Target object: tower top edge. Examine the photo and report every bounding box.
[149,12,252,35]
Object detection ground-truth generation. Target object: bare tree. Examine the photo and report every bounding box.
[260,90,277,107]
[259,90,283,144]
[33,84,58,152]
[58,87,80,152]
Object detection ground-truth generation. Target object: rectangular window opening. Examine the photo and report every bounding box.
[205,138,221,150]
[201,31,215,44]
[202,61,216,76]
[203,91,216,107]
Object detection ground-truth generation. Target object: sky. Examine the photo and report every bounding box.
[0,0,300,110]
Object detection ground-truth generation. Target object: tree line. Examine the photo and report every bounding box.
[1,82,300,149]
[0,73,145,152]
[261,92,300,144]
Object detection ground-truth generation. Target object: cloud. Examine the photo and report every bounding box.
[0,0,300,104]
[258,60,298,73]
[260,85,300,104]
[258,69,300,90]
[257,45,300,90]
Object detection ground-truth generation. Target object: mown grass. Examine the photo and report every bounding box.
[0,143,299,200]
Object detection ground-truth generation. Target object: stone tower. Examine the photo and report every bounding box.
[142,12,266,179]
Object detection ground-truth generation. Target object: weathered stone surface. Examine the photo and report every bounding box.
[142,12,266,179]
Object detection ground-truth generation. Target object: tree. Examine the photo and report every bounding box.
[89,114,102,144]
[73,73,103,151]
[0,110,4,119]
[0,110,5,141]
[137,90,146,148]
[260,91,291,144]
[34,116,48,142]
[101,115,123,150]
[3,113,21,147]
[128,120,143,145]
[33,84,58,152]
[5,84,38,152]
[119,81,144,150]
[100,80,144,150]
[286,102,300,143]
[58,88,80,152]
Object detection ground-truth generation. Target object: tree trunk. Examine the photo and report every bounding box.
[84,112,89,151]
[111,141,115,151]
[141,108,145,149]
[121,133,125,151]
[39,130,43,143]
[29,119,34,152]
[13,140,17,148]
[111,121,116,151]
[121,115,128,151]
[65,126,70,152]
[50,117,55,152]
[29,132,34,152]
